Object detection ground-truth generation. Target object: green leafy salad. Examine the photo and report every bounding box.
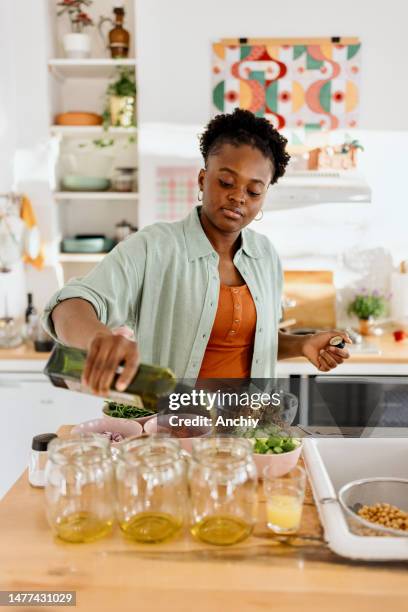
[237,424,301,455]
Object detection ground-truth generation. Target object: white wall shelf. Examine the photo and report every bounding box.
[59,253,106,263]
[48,58,137,79]
[50,125,137,137]
[54,192,139,201]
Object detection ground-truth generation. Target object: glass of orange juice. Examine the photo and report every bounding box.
[263,465,306,534]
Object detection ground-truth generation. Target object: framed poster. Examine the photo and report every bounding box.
[212,37,361,130]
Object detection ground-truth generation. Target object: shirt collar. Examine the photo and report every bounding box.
[183,206,262,261]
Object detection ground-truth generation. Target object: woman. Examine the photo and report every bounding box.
[43,109,351,395]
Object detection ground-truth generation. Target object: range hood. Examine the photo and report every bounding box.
[264,170,371,210]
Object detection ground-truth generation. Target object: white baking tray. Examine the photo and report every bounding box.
[303,438,408,560]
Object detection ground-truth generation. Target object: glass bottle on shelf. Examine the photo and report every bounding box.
[25,293,36,323]
[25,292,38,341]
[98,6,130,59]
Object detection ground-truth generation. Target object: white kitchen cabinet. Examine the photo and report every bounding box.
[1,373,103,499]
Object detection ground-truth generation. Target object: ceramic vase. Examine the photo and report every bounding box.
[63,33,91,59]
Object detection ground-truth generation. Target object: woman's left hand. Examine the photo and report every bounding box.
[301,331,352,372]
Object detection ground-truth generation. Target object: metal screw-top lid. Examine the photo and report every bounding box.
[31,433,58,452]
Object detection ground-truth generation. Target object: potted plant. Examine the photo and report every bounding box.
[347,289,388,335]
[103,67,136,128]
[57,0,94,59]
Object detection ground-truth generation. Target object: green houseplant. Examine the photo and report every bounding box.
[347,289,388,335]
[103,67,137,129]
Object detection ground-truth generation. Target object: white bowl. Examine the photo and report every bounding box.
[71,417,143,445]
[253,442,303,478]
[102,405,154,426]
[143,414,211,452]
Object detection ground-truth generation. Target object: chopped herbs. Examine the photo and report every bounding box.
[104,402,156,419]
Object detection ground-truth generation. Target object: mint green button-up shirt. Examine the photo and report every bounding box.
[43,206,283,379]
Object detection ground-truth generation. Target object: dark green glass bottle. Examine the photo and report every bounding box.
[44,344,176,411]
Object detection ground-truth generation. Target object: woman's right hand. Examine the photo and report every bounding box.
[82,331,140,396]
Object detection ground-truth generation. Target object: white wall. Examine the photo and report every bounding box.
[0,1,60,317]
[136,0,408,129]
[135,0,408,326]
[0,4,17,191]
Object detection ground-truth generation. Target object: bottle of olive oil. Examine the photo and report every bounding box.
[44,343,176,409]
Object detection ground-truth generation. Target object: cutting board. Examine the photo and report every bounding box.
[283,270,336,329]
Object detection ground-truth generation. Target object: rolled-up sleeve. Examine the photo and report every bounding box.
[42,234,146,340]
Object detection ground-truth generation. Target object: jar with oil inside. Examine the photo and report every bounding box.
[44,434,115,543]
[189,437,258,545]
[115,437,188,543]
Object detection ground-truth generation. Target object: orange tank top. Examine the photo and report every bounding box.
[198,284,257,379]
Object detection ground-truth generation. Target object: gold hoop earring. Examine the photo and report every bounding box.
[197,190,203,202]
[254,209,263,221]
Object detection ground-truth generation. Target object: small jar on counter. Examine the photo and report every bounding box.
[29,433,58,488]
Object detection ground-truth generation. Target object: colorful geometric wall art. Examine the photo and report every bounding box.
[212,39,361,130]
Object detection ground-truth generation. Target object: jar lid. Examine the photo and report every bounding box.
[32,433,58,451]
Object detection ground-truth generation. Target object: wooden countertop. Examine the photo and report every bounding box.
[0,343,50,360]
[0,426,407,612]
[283,332,408,365]
[1,334,407,365]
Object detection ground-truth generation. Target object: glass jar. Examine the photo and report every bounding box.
[29,433,58,488]
[189,437,258,545]
[111,167,137,192]
[263,465,306,534]
[44,434,115,543]
[115,436,188,543]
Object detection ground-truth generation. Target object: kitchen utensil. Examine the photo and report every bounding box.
[304,438,408,560]
[338,477,408,537]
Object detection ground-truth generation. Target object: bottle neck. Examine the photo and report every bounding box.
[113,9,125,27]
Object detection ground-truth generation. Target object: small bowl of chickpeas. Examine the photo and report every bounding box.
[339,477,408,537]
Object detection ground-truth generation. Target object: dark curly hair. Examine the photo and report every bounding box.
[199,108,290,185]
